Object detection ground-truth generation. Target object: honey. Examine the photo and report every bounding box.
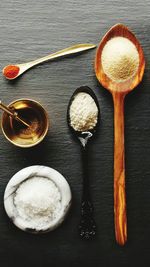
[1,99,49,148]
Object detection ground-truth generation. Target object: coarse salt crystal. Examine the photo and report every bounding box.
[14,176,61,229]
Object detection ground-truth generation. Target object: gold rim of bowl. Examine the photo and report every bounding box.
[1,98,49,148]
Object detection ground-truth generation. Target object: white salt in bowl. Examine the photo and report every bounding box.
[4,165,72,233]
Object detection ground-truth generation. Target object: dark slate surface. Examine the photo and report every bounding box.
[0,0,150,266]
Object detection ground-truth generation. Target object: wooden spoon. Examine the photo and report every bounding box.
[95,24,145,245]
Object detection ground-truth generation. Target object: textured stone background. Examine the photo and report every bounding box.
[0,0,150,266]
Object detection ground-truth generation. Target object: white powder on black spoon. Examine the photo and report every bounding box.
[69,92,98,132]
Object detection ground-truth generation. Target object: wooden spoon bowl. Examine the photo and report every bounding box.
[95,23,145,94]
[95,24,145,246]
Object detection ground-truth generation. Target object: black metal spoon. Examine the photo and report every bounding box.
[67,86,100,239]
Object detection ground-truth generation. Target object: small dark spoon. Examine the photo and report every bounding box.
[67,86,100,239]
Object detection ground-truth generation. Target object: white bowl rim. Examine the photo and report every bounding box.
[4,165,72,233]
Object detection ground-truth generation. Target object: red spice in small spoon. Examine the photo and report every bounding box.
[2,44,96,80]
[3,65,20,79]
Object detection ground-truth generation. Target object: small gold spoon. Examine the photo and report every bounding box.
[3,43,96,80]
[95,24,145,245]
[0,101,30,128]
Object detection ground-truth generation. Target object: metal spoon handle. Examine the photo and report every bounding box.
[0,101,30,128]
[24,44,96,68]
[79,146,96,239]
[0,101,15,117]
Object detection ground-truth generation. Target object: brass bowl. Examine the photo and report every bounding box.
[1,99,49,148]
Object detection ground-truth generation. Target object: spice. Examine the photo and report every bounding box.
[101,37,139,82]
[70,92,98,131]
[14,176,61,230]
[3,65,20,79]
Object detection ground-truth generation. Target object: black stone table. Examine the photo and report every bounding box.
[0,1,150,266]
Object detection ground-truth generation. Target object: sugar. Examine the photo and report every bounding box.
[14,176,61,230]
[70,92,98,132]
[101,37,139,83]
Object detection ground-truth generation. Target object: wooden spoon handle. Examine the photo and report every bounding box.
[113,93,127,246]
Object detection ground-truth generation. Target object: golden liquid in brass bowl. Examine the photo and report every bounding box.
[1,99,49,148]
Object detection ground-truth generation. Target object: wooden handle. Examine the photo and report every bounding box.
[113,92,127,246]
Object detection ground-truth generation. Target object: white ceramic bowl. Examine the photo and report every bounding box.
[4,165,72,233]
